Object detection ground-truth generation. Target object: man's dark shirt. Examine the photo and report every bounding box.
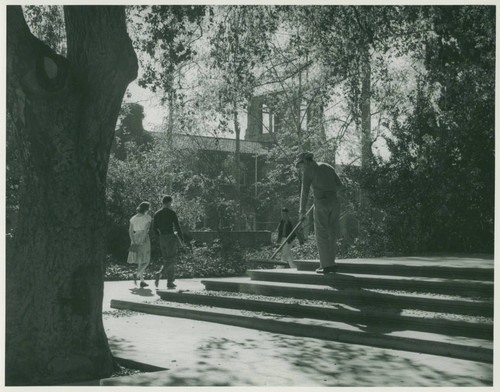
[153,207,183,240]
[278,219,296,244]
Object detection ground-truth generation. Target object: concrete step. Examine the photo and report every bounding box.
[156,291,493,340]
[295,257,494,281]
[110,299,493,364]
[200,277,493,317]
[246,269,493,298]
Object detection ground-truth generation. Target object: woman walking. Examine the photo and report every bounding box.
[127,201,152,288]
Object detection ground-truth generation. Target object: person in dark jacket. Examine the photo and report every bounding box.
[277,207,297,268]
[153,195,184,289]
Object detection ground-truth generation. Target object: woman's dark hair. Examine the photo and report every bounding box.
[137,201,150,214]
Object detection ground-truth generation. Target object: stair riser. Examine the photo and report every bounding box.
[157,291,493,340]
[111,300,493,364]
[295,263,494,281]
[202,281,493,317]
[247,271,493,298]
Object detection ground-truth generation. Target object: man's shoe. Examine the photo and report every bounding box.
[140,281,149,288]
[154,272,160,288]
[323,265,336,274]
[316,265,336,274]
[167,283,177,289]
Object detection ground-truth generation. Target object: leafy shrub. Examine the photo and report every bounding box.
[104,239,248,281]
[244,232,387,262]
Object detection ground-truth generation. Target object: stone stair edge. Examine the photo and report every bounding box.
[110,299,493,364]
[296,255,494,262]
[199,278,493,316]
[294,259,494,272]
[200,277,493,304]
[246,269,494,285]
[157,290,494,321]
[245,270,494,298]
[155,290,493,336]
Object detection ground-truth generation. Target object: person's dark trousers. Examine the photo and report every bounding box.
[159,233,178,286]
[314,195,340,269]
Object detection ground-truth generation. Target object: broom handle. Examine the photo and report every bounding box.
[270,204,315,260]
[175,232,185,248]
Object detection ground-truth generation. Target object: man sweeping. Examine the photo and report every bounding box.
[296,152,343,274]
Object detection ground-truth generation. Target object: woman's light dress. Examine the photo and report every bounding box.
[127,213,152,265]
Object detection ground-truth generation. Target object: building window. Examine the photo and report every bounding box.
[262,105,274,134]
[300,103,308,131]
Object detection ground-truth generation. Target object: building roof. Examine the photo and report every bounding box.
[162,133,269,155]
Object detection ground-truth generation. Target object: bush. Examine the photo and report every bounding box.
[242,232,387,264]
[103,230,394,282]
[104,239,248,281]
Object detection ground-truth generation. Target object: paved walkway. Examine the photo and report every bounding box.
[102,278,205,312]
[100,269,494,387]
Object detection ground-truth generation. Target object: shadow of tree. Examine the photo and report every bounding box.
[104,325,492,387]
[107,336,138,358]
[310,272,406,334]
[327,272,492,338]
[263,333,492,386]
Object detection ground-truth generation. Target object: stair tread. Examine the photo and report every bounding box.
[159,290,494,326]
[296,257,493,269]
[248,269,493,285]
[201,277,493,304]
[113,299,493,351]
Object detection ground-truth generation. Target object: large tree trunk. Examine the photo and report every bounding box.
[6,5,137,385]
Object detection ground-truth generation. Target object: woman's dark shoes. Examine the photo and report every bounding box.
[140,281,149,288]
[133,273,137,286]
[167,283,177,289]
[316,265,336,274]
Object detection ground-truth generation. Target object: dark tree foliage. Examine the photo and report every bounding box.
[367,6,495,254]
[134,5,207,94]
[112,102,153,160]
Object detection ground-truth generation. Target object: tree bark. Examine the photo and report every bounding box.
[233,98,242,228]
[359,43,372,212]
[360,43,372,169]
[166,89,175,193]
[6,5,137,385]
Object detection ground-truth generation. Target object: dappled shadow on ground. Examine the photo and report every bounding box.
[105,335,238,386]
[104,321,492,387]
[264,333,492,387]
[108,336,139,359]
[321,272,490,338]
[321,272,405,334]
[129,287,155,297]
[100,370,234,386]
[108,334,492,386]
